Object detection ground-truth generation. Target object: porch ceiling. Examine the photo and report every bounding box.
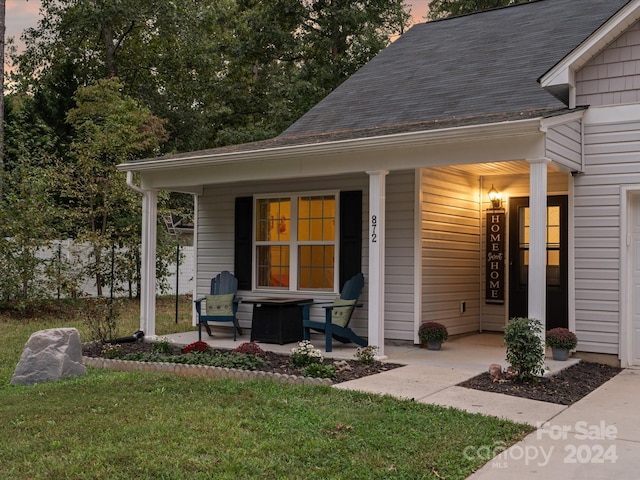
[446,160,564,177]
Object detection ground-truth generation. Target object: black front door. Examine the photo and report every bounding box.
[508,196,568,330]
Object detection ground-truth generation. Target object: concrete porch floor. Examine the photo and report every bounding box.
[159,327,576,378]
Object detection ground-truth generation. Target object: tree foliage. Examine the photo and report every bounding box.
[64,78,168,295]
[0,95,61,303]
[1,0,412,304]
[427,0,529,20]
[13,0,411,152]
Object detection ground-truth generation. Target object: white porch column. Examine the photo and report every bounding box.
[528,158,549,339]
[367,170,388,357]
[140,189,158,337]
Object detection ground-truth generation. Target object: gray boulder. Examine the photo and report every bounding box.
[10,328,87,386]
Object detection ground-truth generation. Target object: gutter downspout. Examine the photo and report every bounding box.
[126,172,158,337]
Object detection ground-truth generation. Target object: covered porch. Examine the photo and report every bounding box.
[119,110,584,357]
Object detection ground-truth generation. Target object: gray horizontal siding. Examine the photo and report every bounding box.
[383,170,417,341]
[546,120,582,171]
[576,117,640,354]
[421,168,481,336]
[196,170,416,342]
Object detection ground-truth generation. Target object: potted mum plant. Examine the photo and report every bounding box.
[418,322,448,350]
[546,327,578,361]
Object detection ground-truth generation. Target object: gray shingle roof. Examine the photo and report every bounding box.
[282,0,630,139]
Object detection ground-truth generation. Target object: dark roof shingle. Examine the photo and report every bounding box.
[282,0,629,138]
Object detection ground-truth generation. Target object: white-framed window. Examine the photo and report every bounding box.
[254,192,338,291]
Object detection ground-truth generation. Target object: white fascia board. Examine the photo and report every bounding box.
[540,0,640,89]
[539,110,585,132]
[137,127,546,191]
[118,117,543,174]
[584,103,640,125]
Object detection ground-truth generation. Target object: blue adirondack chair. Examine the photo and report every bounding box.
[194,271,243,341]
[302,273,367,352]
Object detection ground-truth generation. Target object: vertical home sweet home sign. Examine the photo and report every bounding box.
[486,211,505,304]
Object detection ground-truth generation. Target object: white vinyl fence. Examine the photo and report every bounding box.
[38,240,194,298]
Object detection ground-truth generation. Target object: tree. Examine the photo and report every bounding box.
[0,0,5,201]
[3,0,411,301]
[427,0,529,20]
[0,94,61,303]
[13,0,411,152]
[300,0,410,95]
[64,78,168,295]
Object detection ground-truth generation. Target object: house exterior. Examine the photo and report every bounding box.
[119,0,640,366]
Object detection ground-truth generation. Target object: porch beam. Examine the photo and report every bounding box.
[367,170,388,357]
[528,158,549,341]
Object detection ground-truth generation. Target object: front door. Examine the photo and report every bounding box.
[508,196,568,330]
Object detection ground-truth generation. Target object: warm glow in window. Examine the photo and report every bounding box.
[298,195,335,289]
[255,194,336,290]
[518,205,561,286]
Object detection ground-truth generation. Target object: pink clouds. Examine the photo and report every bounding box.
[408,1,429,24]
[6,0,41,43]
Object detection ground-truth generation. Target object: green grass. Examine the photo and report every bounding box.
[0,297,533,479]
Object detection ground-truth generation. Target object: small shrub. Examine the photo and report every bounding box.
[121,351,267,370]
[546,328,578,350]
[83,298,120,343]
[354,345,379,365]
[152,337,173,355]
[504,317,545,381]
[304,363,336,379]
[225,352,268,370]
[101,343,122,359]
[418,322,448,344]
[233,341,266,357]
[290,340,323,367]
[182,341,211,354]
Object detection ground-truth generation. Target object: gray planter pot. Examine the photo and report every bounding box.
[551,347,569,361]
[427,341,442,351]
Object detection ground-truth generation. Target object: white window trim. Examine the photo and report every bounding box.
[252,190,340,293]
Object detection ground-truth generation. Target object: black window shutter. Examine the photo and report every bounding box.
[234,196,253,290]
[339,190,363,290]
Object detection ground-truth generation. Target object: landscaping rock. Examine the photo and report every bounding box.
[11,328,87,386]
[488,363,502,381]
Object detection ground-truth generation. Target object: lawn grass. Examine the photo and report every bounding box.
[0,297,533,479]
[0,295,195,384]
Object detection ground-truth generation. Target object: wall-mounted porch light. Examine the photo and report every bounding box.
[487,184,502,209]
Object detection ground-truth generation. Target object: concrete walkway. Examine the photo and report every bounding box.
[164,330,638,478]
[468,369,640,479]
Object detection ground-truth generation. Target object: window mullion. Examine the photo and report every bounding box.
[290,196,299,292]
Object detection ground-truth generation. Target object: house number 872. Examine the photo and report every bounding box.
[371,215,377,243]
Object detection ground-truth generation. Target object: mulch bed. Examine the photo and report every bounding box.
[82,341,404,384]
[458,362,622,405]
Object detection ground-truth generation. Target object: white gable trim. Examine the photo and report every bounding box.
[540,0,640,98]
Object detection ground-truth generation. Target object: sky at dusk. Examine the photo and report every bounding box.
[6,0,41,49]
[5,1,429,52]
